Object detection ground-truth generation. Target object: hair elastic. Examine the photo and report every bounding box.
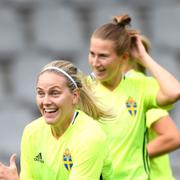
[41,66,78,88]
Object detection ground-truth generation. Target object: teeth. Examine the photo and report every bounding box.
[45,109,56,113]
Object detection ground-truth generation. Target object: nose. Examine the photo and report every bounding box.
[42,95,52,105]
[90,55,100,67]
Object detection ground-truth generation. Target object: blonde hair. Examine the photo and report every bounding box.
[39,60,111,120]
[92,14,151,58]
[92,14,134,56]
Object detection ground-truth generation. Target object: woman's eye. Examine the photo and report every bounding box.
[89,51,95,57]
[51,91,60,96]
[37,91,44,97]
[100,54,108,58]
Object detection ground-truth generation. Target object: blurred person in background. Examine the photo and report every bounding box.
[121,34,180,180]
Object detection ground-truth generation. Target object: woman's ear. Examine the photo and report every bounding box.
[122,52,129,60]
[72,89,80,105]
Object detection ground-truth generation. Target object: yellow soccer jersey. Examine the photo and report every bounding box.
[146,109,175,180]
[88,71,160,180]
[20,110,113,180]
[125,70,175,180]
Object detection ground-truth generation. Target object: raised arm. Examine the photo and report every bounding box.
[131,34,180,106]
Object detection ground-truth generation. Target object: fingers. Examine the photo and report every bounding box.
[9,154,17,168]
[0,161,6,169]
[0,155,19,180]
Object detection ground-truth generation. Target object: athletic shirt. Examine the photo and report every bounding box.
[20,110,113,180]
[88,70,159,180]
[146,109,175,180]
[125,70,175,180]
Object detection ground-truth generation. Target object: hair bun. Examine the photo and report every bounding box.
[113,14,131,27]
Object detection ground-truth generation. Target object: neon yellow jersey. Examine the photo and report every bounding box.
[125,70,175,180]
[20,110,113,180]
[146,109,175,180]
[88,70,159,180]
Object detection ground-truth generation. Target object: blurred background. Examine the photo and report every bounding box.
[0,0,179,178]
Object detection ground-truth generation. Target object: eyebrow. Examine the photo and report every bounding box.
[36,86,62,90]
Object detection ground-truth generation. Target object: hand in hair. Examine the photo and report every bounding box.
[130,34,149,66]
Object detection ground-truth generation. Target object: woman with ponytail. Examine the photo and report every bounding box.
[88,14,180,179]
[0,60,114,180]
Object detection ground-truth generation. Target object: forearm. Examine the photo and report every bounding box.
[142,53,180,105]
[147,133,180,158]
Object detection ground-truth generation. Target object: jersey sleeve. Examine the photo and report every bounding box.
[146,108,169,128]
[69,131,114,180]
[143,77,159,109]
[143,77,174,111]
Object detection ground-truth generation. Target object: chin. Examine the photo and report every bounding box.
[95,74,104,80]
[95,72,107,80]
[97,76,107,82]
[44,117,57,125]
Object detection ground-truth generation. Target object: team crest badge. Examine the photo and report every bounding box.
[126,97,137,117]
[63,148,73,171]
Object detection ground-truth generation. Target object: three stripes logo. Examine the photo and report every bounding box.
[63,148,73,172]
[34,152,44,163]
[126,97,137,117]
